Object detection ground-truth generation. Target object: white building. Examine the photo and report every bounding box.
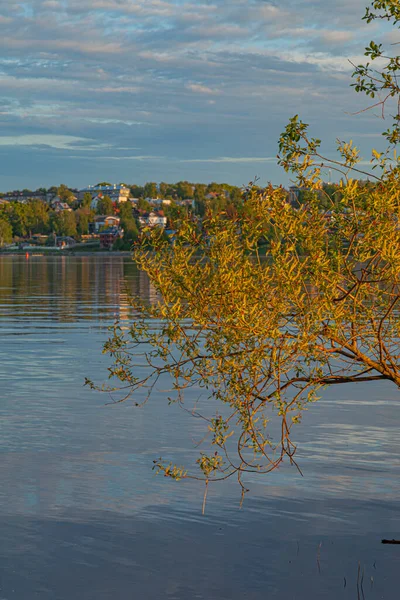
[79,184,130,204]
[138,212,167,228]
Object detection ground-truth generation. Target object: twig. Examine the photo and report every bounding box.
[316,542,322,574]
[202,480,209,515]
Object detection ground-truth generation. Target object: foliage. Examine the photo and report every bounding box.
[93,175,400,496]
[5,201,50,237]
[28,200,50,234]
[119,202,139,245]
[57,184,75,204]
[144,182,158,198]
[194,183,207,214]
[82,192,93,209]
[137,197,152,212]
[130,184,145,198]
[97,195,114,215]
[51,211,77,237]
[113,231,137,251]
[119,201,134,221]
[176,181,194,199]
[0,218,12,246]
[164,201,189,227]
[159,182,172,198]
[89,1,400,503]
[352,2,400,148]
[75,208,94,235]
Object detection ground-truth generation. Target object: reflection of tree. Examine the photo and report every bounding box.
[138,269,159,305]
[0,257,155,325]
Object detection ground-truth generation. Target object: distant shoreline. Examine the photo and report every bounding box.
[0,250,133,257]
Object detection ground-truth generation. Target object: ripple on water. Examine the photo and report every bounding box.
[0,255,399,599]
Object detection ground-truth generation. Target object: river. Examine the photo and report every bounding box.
[0,255,399,599]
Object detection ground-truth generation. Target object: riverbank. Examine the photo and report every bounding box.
[0,249,133,257]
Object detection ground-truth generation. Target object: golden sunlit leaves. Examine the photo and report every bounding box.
[90,1,400,502]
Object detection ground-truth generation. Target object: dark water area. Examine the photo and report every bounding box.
[0,255,399,599]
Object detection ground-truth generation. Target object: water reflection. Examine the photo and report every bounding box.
[0,255,158,326]
[0,256,399,599]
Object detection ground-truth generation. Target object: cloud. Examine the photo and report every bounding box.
[319,30,354,44]
[182,156,278,163]
[0,0,393,188]
[1,37,123,56]
[185,83,220,95]
[68,154,164,160]
[85,118,152,126]
[0,134,103,150]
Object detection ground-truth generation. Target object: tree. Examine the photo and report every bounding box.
[194,184,207,216]
[57,184,75,205]
[176,181,194,199]
[97,195,114,215]
[137,197,152,212]
[130,185,144,198]
[144,182,158,199]
[48,186,58,195]
[119,201,133,221]
[29,200,50,234]
[159,182,170,197]
[82,192,93,209]
[8,203,30,237]
[194,183,206,200]
[90,1,400,502]
[113,220,139,250]
[51,211,77,237]
[119,201,139,245]
[0,218,12,246]
[75,208,94,235]
[164,201,188,227]
[230,187,243,204]
[207,182,227,195]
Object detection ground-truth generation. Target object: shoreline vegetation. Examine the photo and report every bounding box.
[0,180,357,255]
[0,248,133,256]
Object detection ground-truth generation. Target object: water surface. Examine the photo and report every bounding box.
[0,255,399,599]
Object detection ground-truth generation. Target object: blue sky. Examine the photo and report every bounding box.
[0,0,395,190]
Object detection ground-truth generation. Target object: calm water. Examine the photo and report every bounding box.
[0,255,399,599]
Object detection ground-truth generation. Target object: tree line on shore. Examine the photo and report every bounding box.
[0,179,352,249]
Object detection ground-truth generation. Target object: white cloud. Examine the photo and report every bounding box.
[182,156,278,163]
[85,118,151,126]
[0,134,103,150]
[320,30,354,43]
[185,83,220,95]
[68,154,164,160]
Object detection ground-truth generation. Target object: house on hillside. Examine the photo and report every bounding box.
[205,190,229,201]
[53,200,73,212]
[99,227,123,249]
[137,211,167,228]
[89,215,121,234]
[90,195,103,211]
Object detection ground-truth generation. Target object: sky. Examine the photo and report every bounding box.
[0,0,396,191]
